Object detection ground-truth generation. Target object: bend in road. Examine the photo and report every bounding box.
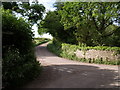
[24,43,120,88]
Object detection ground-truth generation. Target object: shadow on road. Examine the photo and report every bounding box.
[24,64,119,88]
[24,43,120,88]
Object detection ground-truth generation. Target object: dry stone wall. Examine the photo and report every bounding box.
[75,49,120,61]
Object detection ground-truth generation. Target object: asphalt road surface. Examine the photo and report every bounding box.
[24,43,120,88]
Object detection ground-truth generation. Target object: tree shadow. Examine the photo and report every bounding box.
[28,44,120,88]
[23,64,119,88]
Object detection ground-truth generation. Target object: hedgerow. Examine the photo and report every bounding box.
[2,9,41,88]
[47,40,120,65]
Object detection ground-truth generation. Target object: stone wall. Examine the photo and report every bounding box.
[75,49,120,61]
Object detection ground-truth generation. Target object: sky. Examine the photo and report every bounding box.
[31,0,56,39]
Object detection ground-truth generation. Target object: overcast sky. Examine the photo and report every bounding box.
[32,0,56,39]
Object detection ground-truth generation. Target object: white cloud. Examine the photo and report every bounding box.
[41,33,53,39]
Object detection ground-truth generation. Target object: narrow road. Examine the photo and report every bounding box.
[24,43,119,88]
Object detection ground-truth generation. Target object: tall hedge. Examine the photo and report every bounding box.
[2,9,41,88]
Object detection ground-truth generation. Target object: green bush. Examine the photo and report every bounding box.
[2,9,41,88]
[47,42,62,56]
[3,48,41,87]
[2,9,34,55]
[47,40,120,65]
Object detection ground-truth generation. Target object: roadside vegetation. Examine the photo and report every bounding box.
[2,1,120,88]
[47,40,120,65]
[39,2,120,47]
[33,38,51,46]
[40,2,120,65]
[2,1,45,88]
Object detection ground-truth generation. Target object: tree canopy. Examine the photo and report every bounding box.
[2,1,45,25]
[59,2,120,46]
[38,11,77,44]
[39,2,120,46]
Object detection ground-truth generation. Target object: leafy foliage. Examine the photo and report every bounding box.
[53,2,64,10]
[2,1,45,25]
[38,11,77,44]
[3,48,41,87]
[47,41,120,65]
[59,2,120,46]
[2,9,33,55]
[39,2,120,47]
[2,9,41,88]
[2,2,19,11]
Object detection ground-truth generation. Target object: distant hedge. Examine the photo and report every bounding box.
[33,38,51,46]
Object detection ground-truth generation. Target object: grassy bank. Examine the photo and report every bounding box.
[47,41,120,65]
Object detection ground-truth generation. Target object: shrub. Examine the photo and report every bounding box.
[3,48,41,87]
[2,9,41,88]
[47,40,120,65]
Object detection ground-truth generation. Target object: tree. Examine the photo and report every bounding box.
[2,2,19,11]
[2,1,45,25]
[38,11,77,44]
[53,2,64,10]
[59,2,120,46]
[102,25,120,47]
